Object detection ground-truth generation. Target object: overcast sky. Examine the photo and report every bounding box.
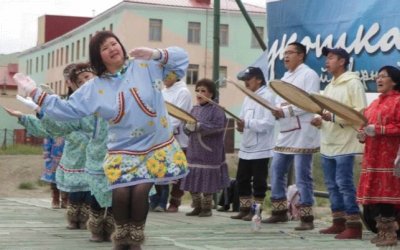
[0,0,269,54]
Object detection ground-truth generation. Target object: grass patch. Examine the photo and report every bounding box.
[0,144,42,155]
[18,181,37,190]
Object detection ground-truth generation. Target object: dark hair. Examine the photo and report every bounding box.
[288,42,307,61]
[195,78,217,100]
[69,62,95,84]
[89,31,127,76]
[378,65,400,91]
[63,63,76,81]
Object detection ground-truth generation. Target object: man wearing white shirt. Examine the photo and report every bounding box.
[162,71,192,213]
[230,67,276,221]
[263,42,320,230]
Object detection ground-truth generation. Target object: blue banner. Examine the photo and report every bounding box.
[266,0,400,92]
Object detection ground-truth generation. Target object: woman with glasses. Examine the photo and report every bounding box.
[357,65,400,247]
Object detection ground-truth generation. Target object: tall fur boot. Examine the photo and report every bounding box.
[295,205,314,230]
[78,203,90,229]
[87,209,105,242]
[375,217,398,247]
[51,187,60,209]
[103,208,115,242]
[186,193,202,216]
[231,196,253,220]
[335,214,362,239]
[262,199,288,223]
[199,194,213,217]
[66,203,80,229]
[60,191,69,209]
[319,211,346,234]
[112,222,132,250]
[242,197,264,221]
[370,216,383,243]
[129,222,145,250]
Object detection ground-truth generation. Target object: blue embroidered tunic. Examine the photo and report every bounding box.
[33,47,189,189]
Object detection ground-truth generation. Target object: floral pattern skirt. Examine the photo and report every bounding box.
[104,140,189,189]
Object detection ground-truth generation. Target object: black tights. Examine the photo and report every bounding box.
[112,183,153,224]
[371,203,396,217]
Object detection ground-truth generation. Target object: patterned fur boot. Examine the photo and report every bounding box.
[66,203,80,229]
[78,203,90,229]
[294,205,314,230]
[335,214,362,239]
[87,209,105,242]
[186,193,202,216]
[199,194,213,217]
[103,209,115,242]
[319,211,346,234]
[375,217,398,247]
[231,196,253,220]
[262,199,288,223]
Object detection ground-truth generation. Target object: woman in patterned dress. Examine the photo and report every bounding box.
[14,31,189,250]
[180,78,230,217]
[357,65,400,247]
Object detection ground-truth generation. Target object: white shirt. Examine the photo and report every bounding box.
[274,63,320,154]
[238,85,276,159]
[162,80,192,148]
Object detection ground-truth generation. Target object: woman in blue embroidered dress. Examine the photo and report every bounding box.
[14,31,189,250]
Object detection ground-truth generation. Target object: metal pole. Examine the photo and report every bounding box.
[213,0,220,101]
[234,0,267,51]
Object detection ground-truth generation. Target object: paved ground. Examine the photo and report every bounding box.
[0,198,394,250]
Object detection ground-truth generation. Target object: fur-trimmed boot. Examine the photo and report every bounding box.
[51,188,60,209]
[87,209,105,242]
[335,214,362,239]
[66,203,80,229]
[129,222,145,250]
[186,193,202,216]
[262,199,288,223]
[243,197,264,221]
[231,196,253,220]
[295,205,314,230]
[199,194,213,217]
[103,209,115,242]
[60,192,69,209]
[370,216,383,243]
[78,203,90,229]
[375,217,398,247]
[319,211,346,234]
[111,222,132,250]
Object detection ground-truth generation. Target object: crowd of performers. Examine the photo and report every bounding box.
[5,31,400,249]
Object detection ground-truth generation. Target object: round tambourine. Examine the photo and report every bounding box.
[310,93,367,126]
[165,101,197,124]
[269,79,322,114]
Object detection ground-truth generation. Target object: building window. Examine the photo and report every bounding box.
[186,64,199,85]
[149,19,162,41]
[188,22,201,44]
[71,43,75,62]
[26,60,29,74]
[56,49,59,67]
[109,23,113,32]
[220,24,229,47]
[219,66,227,87]
[66,45,69,64]
[41,55,44,71]
[77,40,80,60]
[60,48,64,66]
[82,38,86,57]
[47,53,50,69]
[51,51,55,68]
[251,26,264,48]
[29,59,32,74]
[35,57,39,73]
